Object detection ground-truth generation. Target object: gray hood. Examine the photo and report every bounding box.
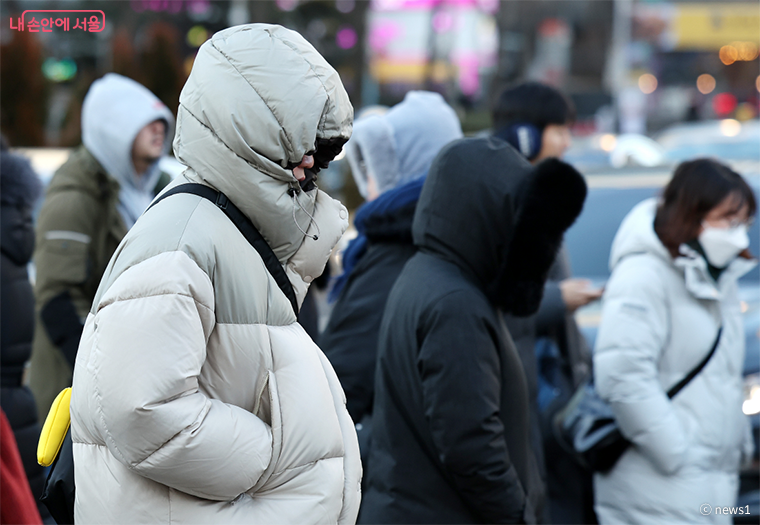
[346,91,462,198]
[81,73,175,227]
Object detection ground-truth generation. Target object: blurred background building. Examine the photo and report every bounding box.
[1,0,758,164]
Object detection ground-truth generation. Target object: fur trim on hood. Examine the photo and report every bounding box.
[494,157,587,316]
[413,137,586,317]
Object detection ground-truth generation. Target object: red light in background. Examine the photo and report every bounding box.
[713,93,737,117]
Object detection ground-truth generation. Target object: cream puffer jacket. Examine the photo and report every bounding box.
[593,199,756,525]
[69,24,361,524]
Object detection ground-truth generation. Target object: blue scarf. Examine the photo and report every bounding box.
[329,175,426,302]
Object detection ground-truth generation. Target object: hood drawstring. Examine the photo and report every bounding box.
[288,186,320,241]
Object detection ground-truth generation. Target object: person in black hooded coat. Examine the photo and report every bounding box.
[0,144,51,522]
[359,136,587,524]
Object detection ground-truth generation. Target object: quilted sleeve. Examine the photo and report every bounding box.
[84,251,273,500]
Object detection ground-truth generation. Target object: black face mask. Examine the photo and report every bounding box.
[298,137,348,192]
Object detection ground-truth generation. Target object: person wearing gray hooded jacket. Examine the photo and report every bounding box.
[29,73,174,419]
[593,159,756,524]
[69,24,361,523]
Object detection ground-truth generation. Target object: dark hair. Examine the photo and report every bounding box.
[492,82,576,131]
[654,158,757,257]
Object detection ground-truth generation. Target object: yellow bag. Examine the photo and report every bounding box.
[37,387,72,467]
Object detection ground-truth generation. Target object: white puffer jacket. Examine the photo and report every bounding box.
[70,24,361,524]
[593,199,755,525]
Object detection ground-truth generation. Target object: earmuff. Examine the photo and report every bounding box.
[494,123,542,162]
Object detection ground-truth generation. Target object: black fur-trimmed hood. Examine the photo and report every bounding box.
[413,137,586,316]
[1,151,43,208]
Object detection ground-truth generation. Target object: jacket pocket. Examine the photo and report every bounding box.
[249,370,283,493]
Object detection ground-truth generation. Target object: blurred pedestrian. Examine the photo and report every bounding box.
[493,81,601,524]
[319,90,462,474]
[1,409,42,525]
[28,73,175,419]
[593,158,756,524]
[69,24,360,523]
[360,136,587,524]
[0,141,51,522]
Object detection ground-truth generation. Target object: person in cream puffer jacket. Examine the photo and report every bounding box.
[69,24,361,524]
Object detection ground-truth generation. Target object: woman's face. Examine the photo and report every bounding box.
[699,192,751,234]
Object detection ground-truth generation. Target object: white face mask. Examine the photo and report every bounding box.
[698,223,749,268]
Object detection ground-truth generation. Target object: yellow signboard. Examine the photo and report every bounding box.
[674,3,760,50]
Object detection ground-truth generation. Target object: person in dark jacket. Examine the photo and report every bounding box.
[360,136,587,524]
[493,82,602,524]
[0,144,50,522]
[319,91,462,464]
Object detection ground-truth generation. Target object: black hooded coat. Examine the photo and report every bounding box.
[0,151,50,520]
[359,137,586,524]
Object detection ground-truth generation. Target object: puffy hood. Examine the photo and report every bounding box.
[1,151,42,208]
[1,151,42,265]
[413,137,586,316]
[173,24,353,265]
[82,73,175,227]
[346,91,462,198]
[610,198,756,299]
[609,199,671,270]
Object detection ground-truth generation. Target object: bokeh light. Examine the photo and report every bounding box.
[735,41,759,61]
[756,75,760,93]
[186,26,208,48]
[719,45,738,65]
[735,103,756,122]
[336,0,355,14]
[599,134,617,152]
[713,92,738,117]
[638,74,657,94]
[336,27,358,50]
[696,74,716,95]
[719,119,741,137]
[42,58,77,82]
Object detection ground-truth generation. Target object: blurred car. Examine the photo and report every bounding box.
[656,119,760,164]
[565,166,760,523]
[564,119,760,172]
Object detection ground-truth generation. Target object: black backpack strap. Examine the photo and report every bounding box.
[148,183,299,317]
[667,326,722,398]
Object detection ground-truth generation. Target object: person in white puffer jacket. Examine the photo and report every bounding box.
[593,158,756,524]
[69,24,361,524]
